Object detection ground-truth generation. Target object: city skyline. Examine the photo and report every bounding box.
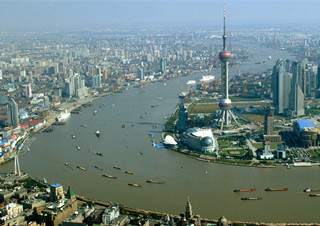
[1,0,320,32]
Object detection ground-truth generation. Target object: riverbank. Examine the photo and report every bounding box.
[26,176,316,225]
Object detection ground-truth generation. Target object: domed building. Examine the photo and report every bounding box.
[182,128,218,153]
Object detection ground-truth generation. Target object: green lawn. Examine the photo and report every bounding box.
[252,142,282,149]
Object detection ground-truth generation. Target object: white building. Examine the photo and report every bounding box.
[6,203,23,218]
[102,204,120,224]
[182,128,218,153]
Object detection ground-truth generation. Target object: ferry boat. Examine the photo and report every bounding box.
[125,171,134,175]
[265,187,288,191]
[77,166,87,171]
[234,188,256,192]
[96,131,100,137]
[113,166,121,170]
[96,152,103,156]
[146,180,165,184]
[76,146,81,150]
[103,174,117,179]
[56,111,71,121]
[304,188,312,192]
[95,165,103,170]
[128,183,142,188]
[241,197,263,200]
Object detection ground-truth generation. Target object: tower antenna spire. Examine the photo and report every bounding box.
[223,4,227,51]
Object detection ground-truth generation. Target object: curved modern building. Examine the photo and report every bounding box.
[182,128,218,153]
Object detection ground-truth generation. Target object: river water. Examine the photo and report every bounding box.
[2,44,320,223]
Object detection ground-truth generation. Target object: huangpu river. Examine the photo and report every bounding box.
[2,43,319,223]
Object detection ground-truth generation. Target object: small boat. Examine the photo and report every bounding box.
[100,103,106,108]
[125,171,134,175]
[241,197,263,200]
[122,124,126,128]
[113,166,121,170]
[265,187,288,191]
[93,110,97,115]
[96,131,100,137]
[102,174,117,179]
[304,188,312,192]
[65,163,69,166]
[234,188,256,193]
[77,166,87,171]
[95,165,103,170]
[96,152,103,156]
[309,193,320,197]
[76,146,81,150]
[81,124,87,128]
[139,150,143,155]
[71,134,76,139]
[146,180,165,184]
[128,183,142,188]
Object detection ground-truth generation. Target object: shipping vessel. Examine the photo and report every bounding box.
[241,197,263,200]
[113,166,121,170]
[234,188,256,192]
[146,180,165,184]
[96,152,103,156]
[128,183,142,187]
[76,146,81,150]
[56,111,70,121]
[102,174,117,179]
[95,165,103,170]
[309,193,320,197]
[125,171,134,175]
[77,166,87,171]
[265,187,288,191]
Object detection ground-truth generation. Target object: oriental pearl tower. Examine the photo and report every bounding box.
[217,6,238,130]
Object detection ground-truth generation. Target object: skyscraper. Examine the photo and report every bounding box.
[8,99,19,127]
[216,6,238,129]
[272,59,292,114]
[289,61,305,117]
[264,106,274,135]
[160,58,166,74]
[177,103,188,132]
[138,65,145,80]
[26,84,32,98]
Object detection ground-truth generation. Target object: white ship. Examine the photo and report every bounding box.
[56,111,71,121]
[200,75,215,83]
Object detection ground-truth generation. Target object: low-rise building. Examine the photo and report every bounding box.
[182,128,218,153]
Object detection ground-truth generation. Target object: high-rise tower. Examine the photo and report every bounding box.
[216,6,238,130]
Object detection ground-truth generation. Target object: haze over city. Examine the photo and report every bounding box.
[1,0,320,32]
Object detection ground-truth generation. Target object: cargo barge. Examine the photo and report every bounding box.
[128,183,142,188]
[234,188,256,192]
[265,187,288,191]
[241,197,263,200]
[77,166,87,171]
[146,180,165,184]
[102,174,117,179]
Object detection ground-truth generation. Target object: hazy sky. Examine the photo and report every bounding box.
[1,0,320,32]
